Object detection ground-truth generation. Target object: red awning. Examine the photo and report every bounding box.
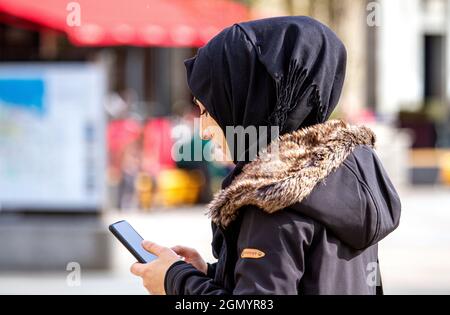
[0,0,249,47]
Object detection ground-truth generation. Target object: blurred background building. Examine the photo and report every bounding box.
[0,0,449,294]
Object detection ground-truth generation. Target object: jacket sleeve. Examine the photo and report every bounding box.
[164,206,315,295]
[233,206,314,294]
[164,261,231,295]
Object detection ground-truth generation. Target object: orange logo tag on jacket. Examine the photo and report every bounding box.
[241,248,265,259]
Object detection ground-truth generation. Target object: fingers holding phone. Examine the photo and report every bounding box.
[130,240,181,295]
[109,221,181,295]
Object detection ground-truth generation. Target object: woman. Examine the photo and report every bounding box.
[130,16,401,295]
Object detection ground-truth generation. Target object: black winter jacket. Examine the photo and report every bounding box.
[164,120,401,295]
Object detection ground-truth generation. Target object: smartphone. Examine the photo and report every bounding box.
[109,220,157,263]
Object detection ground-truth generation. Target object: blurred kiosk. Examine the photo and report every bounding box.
[0,63,110,270]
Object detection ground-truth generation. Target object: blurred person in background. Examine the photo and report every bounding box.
[130,16,401,295]
[118,137,143,210]
[106,89,143,210]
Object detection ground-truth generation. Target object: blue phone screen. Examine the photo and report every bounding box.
[111,221,157,263]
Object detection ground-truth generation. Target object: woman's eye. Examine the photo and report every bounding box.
[200,109,207,116]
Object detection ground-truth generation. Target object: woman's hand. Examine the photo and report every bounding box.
[171,245,207,274]
[130,240,181,295]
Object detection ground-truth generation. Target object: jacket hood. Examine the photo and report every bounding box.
[207,120,401,250]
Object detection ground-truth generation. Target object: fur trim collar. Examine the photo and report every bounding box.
[207,120,376,228]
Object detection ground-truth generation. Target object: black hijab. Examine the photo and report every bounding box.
[184,16,347,170]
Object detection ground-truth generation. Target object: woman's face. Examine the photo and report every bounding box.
[194,98,232,163]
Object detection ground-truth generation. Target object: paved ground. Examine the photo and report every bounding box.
[377,187,450,294]
[0,186,449,295]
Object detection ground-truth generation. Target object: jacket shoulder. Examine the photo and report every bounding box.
[238,205,320,245]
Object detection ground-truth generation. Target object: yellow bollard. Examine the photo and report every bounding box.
[440,151,450,185]
[156,169,204,207]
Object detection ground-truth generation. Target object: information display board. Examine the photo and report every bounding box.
[0,63,107,211]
